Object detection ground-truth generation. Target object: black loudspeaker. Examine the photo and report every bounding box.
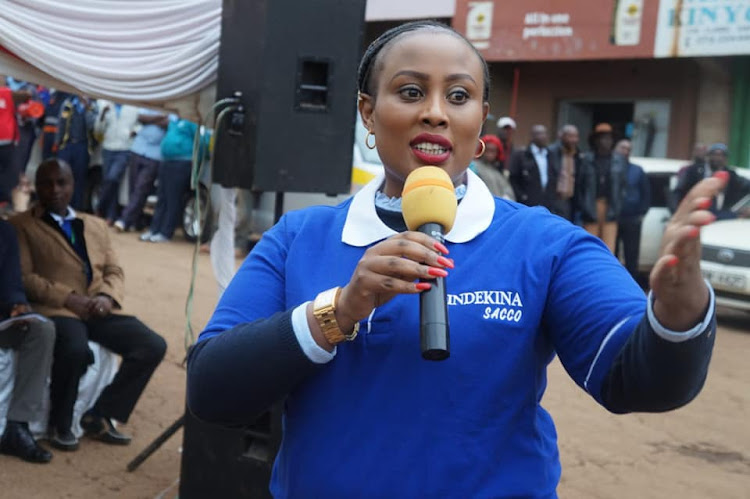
[179,405,282,499]
[212,0,367,194]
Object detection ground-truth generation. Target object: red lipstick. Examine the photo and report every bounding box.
[410,133,452,165]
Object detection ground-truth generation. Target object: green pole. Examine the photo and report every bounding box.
[729,57,750,169]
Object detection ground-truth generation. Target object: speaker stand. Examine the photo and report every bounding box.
[126,414,185,472]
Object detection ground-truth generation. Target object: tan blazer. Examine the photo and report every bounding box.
[10,205,125,318]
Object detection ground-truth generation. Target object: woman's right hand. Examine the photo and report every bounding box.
[334,232,454,333]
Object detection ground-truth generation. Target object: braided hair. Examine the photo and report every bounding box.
[357,21,491,103]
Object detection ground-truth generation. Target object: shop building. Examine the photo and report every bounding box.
[453,0,750,166]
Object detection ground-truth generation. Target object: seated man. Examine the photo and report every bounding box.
[10,159,166,452]
[0,219,55,463]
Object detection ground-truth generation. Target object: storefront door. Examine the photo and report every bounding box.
[558,99,671,157]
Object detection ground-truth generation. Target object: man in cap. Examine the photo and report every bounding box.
[673,143,750,219]
[670,143,708,212]
[495,116,516,170]
[576,123,628,252]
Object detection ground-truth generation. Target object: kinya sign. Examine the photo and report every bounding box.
[654,0,750,56]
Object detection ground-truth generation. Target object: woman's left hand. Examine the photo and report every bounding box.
[649,171,729,330]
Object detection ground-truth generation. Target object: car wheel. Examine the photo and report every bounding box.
[85,166,103,214]
[183,184,212,243]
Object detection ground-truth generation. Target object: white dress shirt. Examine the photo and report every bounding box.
[530,143,549,189]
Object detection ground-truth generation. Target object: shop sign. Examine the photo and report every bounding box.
[454,0,658,61]
[654,0,750,57]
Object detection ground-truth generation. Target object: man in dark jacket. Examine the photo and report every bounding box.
[55,95,95,210]
[614,140,650,284]
[547,124,582,222]
[669,143,707,212]
[576,123,627,253]
[509,124,560,214]
[673,143,750,219]
[0,220,56,463]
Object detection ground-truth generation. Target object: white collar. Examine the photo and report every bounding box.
[49,206,77,225]
[341,169,495,247]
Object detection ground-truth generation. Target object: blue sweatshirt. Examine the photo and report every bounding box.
[192,171,714,497]
[161,118,198,161]
[130,109,166,161]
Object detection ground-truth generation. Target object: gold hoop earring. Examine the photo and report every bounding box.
[474,138,486,158]
[365,131,376,150]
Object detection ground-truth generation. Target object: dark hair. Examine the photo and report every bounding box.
[357,21,490,103]
[36,157,72,180]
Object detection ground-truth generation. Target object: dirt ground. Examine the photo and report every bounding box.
[1,231,748,498]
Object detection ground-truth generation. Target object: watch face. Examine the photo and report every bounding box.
[315,287,338,310]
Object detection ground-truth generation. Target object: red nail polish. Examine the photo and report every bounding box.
[416,282,432,291]
[437,256,454,269]
[688,227,700,238]
[428,267,448,277]
[434,241,450,255]
[667,256,679,267]
[713,171,729,182]
[696,198,712,210]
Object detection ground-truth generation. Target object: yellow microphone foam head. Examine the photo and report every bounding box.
[401,166,458,233]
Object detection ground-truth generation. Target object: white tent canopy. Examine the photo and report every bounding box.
[0,0,221,121]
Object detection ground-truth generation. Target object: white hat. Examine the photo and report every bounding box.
[496,117,517,129]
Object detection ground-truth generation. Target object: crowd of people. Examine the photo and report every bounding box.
[0,78,201,244]
[472,116,750,284]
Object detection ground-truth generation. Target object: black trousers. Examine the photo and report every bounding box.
[57,141,89,211]
[0,144,17,205]
[149,159,192,238]
[49,315,166,433]
[120,153,160,228]
[617,216,643,283]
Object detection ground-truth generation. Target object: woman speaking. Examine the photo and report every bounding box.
[188,21,724,498]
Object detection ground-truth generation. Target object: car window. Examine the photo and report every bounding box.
[648,173,671,208]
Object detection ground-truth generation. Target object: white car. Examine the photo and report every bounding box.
[700,219,750,312]
[634,158,750,275]
[632,156,685,273]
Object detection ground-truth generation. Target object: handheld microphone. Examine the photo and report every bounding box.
[402,167,458,361]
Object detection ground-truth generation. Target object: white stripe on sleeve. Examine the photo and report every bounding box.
[584,316,631,393]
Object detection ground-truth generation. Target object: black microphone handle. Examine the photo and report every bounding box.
[418,222,450,361]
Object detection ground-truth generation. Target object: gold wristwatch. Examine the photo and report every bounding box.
[312,287,359,345]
